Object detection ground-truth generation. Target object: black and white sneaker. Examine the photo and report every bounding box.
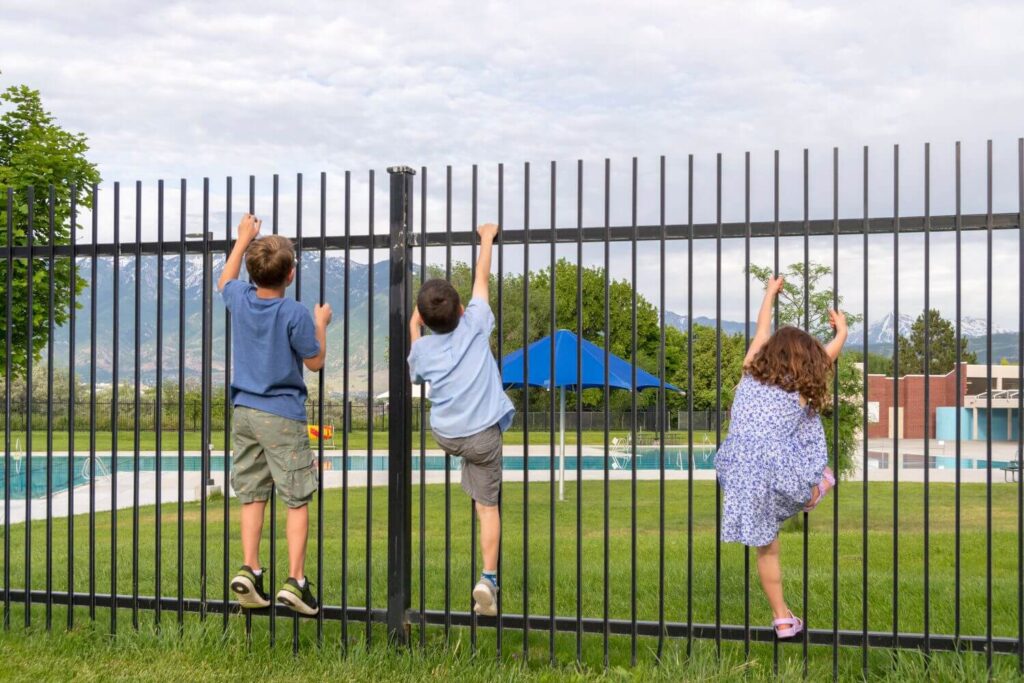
[277,577,319,616]
[230,565,270,609]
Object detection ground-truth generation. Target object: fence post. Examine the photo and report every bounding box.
[386,165,415,644]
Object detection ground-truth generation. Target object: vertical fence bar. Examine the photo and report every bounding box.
[802,149,810,674]
[444,165,451,642]
[386,165,414,646]
[772,151,780,673]
[743,151,751,660]
[986,139,994,672]
[132,181,141,630]
[25,185,34,629]
[575,158,584,663]
[293,172,303,654]
[496,162,505,658]
[223,177,232,635]
[548,159,556,665]
[46,185,55,631]
[269,173,279,646]
[1017,136,1024,675]
[366,169,375,648]
[176,178,186,631]
[110,181,119,634]
[714,152,723,658]
[244,173,254,643]
[861,146,870,678]
[657,154,667,661]
[686,153,694,658]
[200,178,210,623]
[470,163,479,650]
[417,166,427,648]
[831,146,840,681]
[155,179,164,630]
[630,156,639,666]
[89,183,98,622]
[2,188,10,631]
[341,170,351,651]
[923,143,931,662]
[954,142,962,645]
[317,171,326,645]
[522,160,531,660]
[602,157,611,668]
[892,145,900,660]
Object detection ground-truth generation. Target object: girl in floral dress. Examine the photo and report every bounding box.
[715,275,847,639]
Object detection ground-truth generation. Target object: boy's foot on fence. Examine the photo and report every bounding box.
[231,565,270,609]
[472,576,498,617]
[277,577,319,616]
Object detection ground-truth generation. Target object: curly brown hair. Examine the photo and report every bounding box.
[747,325,833,413]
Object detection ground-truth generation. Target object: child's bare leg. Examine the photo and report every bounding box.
[756,538,790,619]
[475,501,500,572]
[240,501,267,569]
[286,504,309,580]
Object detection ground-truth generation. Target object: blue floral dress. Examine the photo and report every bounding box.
[715,374,829,547]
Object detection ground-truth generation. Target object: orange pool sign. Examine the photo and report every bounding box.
[307,424,334,440]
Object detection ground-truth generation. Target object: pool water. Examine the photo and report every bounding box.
[0,446,718,500]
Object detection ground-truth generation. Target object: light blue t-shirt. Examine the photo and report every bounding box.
[407,297,515,439]
[221,279,320,422]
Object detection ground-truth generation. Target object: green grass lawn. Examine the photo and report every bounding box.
[2,429,717,452]
[2,479,1023,680]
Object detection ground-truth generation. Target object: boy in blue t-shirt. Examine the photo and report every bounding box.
[408,222,514,616]
[218,213,332,616]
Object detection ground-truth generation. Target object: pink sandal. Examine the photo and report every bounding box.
[804,466,836,512]
[773,611,804,639]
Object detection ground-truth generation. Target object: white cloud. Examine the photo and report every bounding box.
[2,0,1022,328]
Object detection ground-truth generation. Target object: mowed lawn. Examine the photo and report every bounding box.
[2,479,1024,680]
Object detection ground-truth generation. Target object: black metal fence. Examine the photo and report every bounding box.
[1,140,1023,678]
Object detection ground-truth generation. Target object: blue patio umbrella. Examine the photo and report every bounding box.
[501,329,681,500]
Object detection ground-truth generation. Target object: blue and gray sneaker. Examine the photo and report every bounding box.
[472,576,498,617]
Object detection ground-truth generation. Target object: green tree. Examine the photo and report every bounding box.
[676,324,746,412]
[845,350,893,376]
[896,309,977,375]
[0,85,101,380]
[749,262,863,478]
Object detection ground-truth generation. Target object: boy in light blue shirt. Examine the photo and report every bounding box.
[408,222,513,616]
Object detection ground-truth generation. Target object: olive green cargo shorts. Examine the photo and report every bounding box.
[230,406,318,509]
[433,425,503,507]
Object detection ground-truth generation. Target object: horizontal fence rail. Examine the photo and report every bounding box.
[1,140,1023,678]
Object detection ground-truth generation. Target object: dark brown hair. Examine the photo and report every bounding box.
[417,279,461,334]
[748,325,833,412]
[245,235,295,288]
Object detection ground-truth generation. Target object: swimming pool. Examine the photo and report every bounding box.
[0,446,719,499]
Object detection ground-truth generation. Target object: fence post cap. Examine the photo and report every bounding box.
[386,166,416,175]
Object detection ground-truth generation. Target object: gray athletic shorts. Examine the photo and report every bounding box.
[433,425,503,507]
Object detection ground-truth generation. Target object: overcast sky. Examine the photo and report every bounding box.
[3,0,1023,327]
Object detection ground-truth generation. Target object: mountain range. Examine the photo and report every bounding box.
[43,257,1019,390]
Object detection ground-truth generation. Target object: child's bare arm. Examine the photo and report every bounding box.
[303,304,332,372]
[409,306,423,345]
[824,309,848,362]
[472,223,498,301]
[217,213,261,291]
[743,275,784,368]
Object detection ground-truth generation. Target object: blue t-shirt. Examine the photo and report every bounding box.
[221,279,320,422]
[407,297,515,439]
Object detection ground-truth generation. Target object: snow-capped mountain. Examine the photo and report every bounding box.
[847,312,1011,345]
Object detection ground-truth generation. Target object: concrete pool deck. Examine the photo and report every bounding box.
[1,439,1020,525]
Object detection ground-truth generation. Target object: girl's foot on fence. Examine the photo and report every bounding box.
[773,611,803,639]
[231,565,270,609]
[277,577,319,616]
[803,466,836,512]
[472,576,499,617]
